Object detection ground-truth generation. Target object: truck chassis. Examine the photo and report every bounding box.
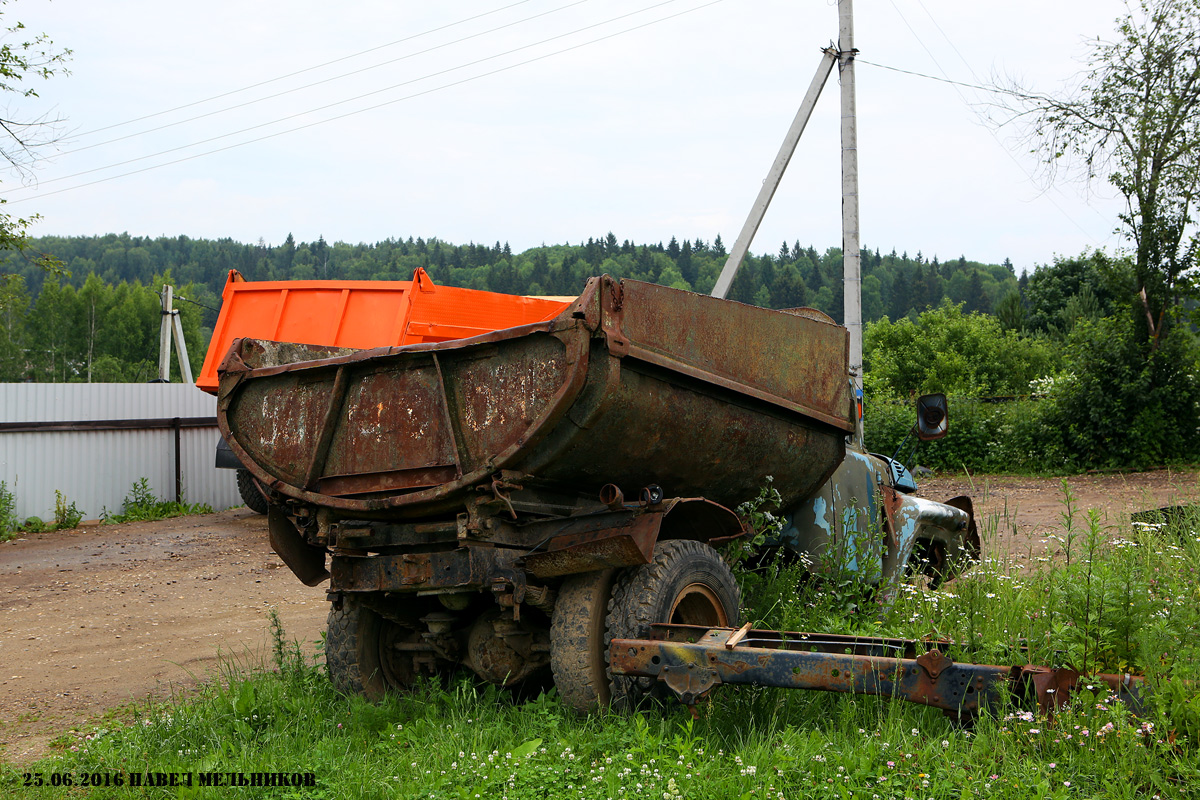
[610,623,1148,720]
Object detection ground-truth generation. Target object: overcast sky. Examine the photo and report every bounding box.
[3,0,1137,273]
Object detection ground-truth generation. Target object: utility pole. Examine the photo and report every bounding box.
[707,2,865,445]
[839,0,864,445]
[158,285,194,383]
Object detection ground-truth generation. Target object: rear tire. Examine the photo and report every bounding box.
[550,569,619,713]
[605,540,740,711]
[326,597,415,699]
[236,468,269,515]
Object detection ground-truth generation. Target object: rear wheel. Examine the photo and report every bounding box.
[605,540,740,711]
[326,597,417,699]
[550,569,619,713]
[236,468,269,515]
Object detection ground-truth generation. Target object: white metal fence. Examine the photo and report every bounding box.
[0,383,240,521]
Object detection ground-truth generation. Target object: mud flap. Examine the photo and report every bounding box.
[268,505,330,586]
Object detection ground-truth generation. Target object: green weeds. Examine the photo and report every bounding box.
[0,482,84,537]
[0,479,18,541]
[102,478,212,524]
[53,489,82,530]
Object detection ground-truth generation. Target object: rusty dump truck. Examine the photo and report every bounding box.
[208,272,980,712]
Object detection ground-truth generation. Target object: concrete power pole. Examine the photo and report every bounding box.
[157,285,194,384]
[839,0,864,444]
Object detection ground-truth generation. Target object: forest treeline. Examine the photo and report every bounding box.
[4,231,1195,474]
[0,231,1022,384]
[0,231,1021,325]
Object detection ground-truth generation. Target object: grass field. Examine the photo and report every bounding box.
[4,488,1198,799]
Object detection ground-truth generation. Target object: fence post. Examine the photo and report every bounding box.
[173,417,182,504]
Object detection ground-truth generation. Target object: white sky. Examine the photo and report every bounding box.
[3,0,1135,273]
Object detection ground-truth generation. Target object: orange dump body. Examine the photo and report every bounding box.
[196,268,572,394]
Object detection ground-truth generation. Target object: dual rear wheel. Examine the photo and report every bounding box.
[325,539,740,713]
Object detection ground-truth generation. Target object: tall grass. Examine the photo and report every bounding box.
[4,498,1199,799]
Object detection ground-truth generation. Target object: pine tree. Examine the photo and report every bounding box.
[667,236,680,260]
[679,240,696,287]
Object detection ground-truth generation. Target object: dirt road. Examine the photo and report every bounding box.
[1,510,328,765]
[3,468,1198,765]
[920,467,1200,562]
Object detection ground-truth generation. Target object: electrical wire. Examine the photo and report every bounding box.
[856,59,1028,98]
[912,0,985,86]
[881,0,1110,250]
[8,0,701,201]
[908,0,1120,241]
[62,0,596,157]
[175,294,220,314]
[76,0,540,138]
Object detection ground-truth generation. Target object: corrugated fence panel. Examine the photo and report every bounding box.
[0,384,241,521]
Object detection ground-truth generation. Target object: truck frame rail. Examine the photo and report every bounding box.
[610,623,1147,719]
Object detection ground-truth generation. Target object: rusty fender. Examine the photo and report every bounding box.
[609,624,1148,718]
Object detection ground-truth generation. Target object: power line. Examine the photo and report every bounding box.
[61,0,595,158]
[76,0,540,138]
[905,0,1121,245]
[12,0,688,196]
[880,0,1110,250]
[912,0,985,86]
[8,0,724,205]
[856,59,1025,98]
[175,294,220,314]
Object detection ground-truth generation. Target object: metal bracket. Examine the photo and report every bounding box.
[491,573,528,622]
[658,663,720,705]
[916,649,951,681]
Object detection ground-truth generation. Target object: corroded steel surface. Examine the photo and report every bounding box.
[608,280,851,431]
[322,498,745,593]
[610,624,1149,719]
[217,276,852,519]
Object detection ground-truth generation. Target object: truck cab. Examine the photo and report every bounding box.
[778,394,980,598]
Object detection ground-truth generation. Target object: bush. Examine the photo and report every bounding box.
[864,302,1061,398]
[1045,317,1200,470]
[864,307,1200,473]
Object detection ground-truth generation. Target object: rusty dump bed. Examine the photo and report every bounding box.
[217,276,853,519]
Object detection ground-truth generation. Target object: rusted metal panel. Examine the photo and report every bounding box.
[330,546,521,593]
[267,505,329,586]
[218,276,851,519]
[610,624,1149,719]
[779,449,975,593]
[523,514,659,578]
[324,360,460,483]
[607,279,852,432]
[780,448,887,578]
